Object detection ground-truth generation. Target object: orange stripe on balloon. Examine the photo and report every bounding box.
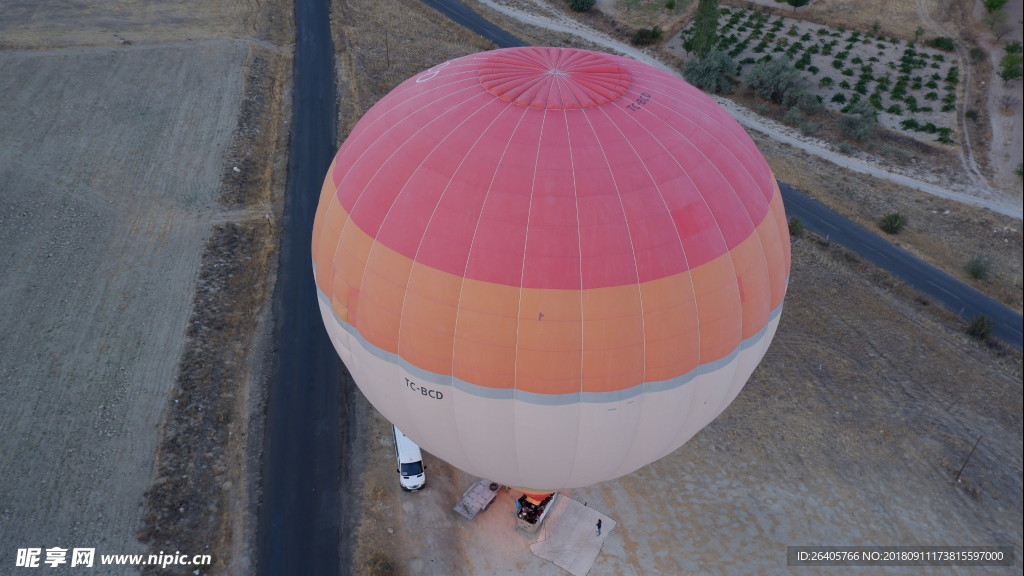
[313,187,787,395]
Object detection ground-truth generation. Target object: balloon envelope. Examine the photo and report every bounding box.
[312,47,790,491]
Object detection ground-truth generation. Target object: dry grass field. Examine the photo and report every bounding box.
[0,2,291,575]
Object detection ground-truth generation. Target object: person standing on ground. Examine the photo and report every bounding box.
[596,519,602,536]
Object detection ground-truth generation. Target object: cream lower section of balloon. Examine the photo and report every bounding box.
[318,295,780,492]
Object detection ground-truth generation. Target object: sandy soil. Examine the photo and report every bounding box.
[333,1,1022,575]
[0,2,290,575]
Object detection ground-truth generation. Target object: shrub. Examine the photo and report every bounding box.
[632,26,664,45]
[788,216,805,237]
[819,76,834,87]
[689,0,720,58]
[831,92,847,104]
[964,255,994,280]
[744,56,816,109]
[967,315,994,340]
[999,51,1023,83]
[684,50,740,94]
[886,104,902,114]
[925,36,956,51]
[665,0,676,8]
[945,66,960,85]
[965,109,979,121]
[784,106,804,125]
[878,212,908,234]
[900,118,920,130]
[568,0,595,11]
[839,99,878,141]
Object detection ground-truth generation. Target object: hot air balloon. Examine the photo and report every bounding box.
[312,47,790,493]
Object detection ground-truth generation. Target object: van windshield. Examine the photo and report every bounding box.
[400,461,423,476]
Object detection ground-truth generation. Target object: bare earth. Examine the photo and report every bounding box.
[0,2,289,574]
[0,39,245,568]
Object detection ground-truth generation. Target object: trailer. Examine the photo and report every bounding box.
[453,479,499,520]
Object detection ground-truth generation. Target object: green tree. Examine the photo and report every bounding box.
[744,56,816,109]
[839,99,878,141]
[982,0,1008,13]
[632,26,664,46]
[982,9,1010,39]
[999,51,1023,83]
[688,0,720,59]
[787,216,804,237]
[878,212,908,234]
[568,0,595,12]
[786,0,810,11]
[964,255,994,280]
[967,315,994,340]
[683,50,739,94]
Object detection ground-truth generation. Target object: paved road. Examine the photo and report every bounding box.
[257,0,349,574]
[420,0,525,47]
[781,182,1023,351]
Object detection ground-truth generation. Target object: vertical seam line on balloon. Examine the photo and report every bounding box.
[599,79,708,467]
[354,88,492,360]
[394,95,509,371]
[639,83,767,356]
[563,106,586,488]
[397,97,518,479]
[329,80,485,298]
[335,79,481,216]
[590,102,653,481]
[624,71,771,457]
[336,64,481,170]
[512,106,546,485]
[451,102,531,486]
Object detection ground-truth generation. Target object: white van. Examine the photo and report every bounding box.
[393,425,425,491]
